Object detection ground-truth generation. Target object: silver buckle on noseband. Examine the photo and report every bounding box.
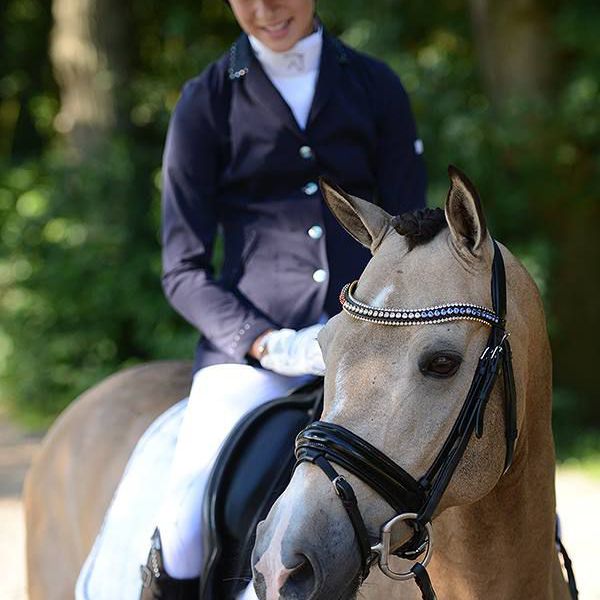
[370,513,434,581]
[332,474,346,495]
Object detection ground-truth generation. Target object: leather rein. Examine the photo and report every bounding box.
[294,240,518,600]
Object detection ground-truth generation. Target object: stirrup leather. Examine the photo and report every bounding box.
[139,529,199,600]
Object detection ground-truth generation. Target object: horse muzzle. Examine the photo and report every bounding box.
[251,487,362,600]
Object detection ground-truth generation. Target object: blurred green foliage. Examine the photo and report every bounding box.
[0,0,598,453]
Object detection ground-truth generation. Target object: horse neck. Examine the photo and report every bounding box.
[429,317,568,599]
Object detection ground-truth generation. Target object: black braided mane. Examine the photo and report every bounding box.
[390,208,447,250]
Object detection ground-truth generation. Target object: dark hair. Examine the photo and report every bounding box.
[390,208,447,250]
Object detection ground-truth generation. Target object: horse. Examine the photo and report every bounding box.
[23,168,573,600]
[251,169,574,599]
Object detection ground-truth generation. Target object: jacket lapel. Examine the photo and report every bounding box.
[228,31,348,137]
[306,32,348,129]
[230,34,305,140]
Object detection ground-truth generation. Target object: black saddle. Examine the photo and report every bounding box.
[199,378,324,600]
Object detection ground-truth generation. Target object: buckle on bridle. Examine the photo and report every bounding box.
[370,513,434,581]
[332,474,347,497]
[396,530,429,560]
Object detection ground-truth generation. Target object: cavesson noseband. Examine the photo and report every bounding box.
[295,240,518,600]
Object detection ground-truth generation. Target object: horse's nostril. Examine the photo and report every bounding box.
[281,554,317,598]
[288,556,312,580]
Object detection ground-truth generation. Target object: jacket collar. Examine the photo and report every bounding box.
[228,29,348,136]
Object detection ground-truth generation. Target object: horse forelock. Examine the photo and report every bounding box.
[390,207,448,251]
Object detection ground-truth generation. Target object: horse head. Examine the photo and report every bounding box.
[252,168,563,600]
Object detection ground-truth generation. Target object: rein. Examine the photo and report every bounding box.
[295,240,518,599]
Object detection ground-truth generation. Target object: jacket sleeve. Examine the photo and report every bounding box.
[373,64,427,214]
[161,75,275,360]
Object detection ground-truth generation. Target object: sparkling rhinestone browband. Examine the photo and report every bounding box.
[339,281,502,328]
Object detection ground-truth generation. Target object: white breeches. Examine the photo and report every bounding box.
[156,363,312,579]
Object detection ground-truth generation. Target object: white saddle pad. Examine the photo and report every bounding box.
[76,399,188,600]
[75,399,260,600]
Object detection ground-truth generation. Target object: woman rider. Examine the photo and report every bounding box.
[141,0,427,598]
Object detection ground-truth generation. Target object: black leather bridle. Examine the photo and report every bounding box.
[294,240,518,600]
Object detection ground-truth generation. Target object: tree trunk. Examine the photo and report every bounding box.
[468,0,556,105]
[50,0,130,159]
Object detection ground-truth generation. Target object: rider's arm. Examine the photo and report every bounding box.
[161,71,276,361]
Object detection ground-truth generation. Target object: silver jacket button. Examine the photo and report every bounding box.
[303,182,318,195]
[299,145,314,159]
[312,269,327,283]
[308,225,323,239]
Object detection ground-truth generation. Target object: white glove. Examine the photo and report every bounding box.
[259,324,326,377]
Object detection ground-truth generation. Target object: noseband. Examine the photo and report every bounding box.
[295,240,518,600]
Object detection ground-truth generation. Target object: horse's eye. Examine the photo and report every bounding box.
[421,353,461,378]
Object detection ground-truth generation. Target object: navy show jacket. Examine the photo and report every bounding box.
[161,31,427,373]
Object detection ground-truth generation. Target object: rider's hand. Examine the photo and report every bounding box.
[259,324,326,376]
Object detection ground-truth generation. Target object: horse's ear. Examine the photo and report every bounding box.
[444,165,488,257]
[320,178,393,253]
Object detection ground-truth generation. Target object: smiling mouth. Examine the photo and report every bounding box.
[261,18,292,33]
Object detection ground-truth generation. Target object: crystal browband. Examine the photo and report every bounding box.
[339,281,502,327]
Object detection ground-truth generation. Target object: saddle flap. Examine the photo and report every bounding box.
[200,378,323,599]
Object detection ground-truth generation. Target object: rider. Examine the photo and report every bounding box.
[141,0,427,598]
